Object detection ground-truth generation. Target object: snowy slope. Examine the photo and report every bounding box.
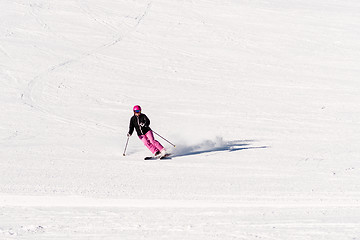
[1,0,360,239]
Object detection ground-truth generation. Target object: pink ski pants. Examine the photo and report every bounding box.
[139,130,164,154]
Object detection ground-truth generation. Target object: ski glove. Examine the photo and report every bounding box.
[127,133,131,137]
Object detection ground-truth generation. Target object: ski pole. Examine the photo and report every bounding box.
[152,130,176,148]
[123,136,130,156]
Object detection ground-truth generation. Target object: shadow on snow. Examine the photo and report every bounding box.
[170,138,268,158]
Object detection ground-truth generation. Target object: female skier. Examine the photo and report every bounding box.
[127,105,166,157]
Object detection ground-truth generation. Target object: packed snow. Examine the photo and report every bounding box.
[1,0,360,239]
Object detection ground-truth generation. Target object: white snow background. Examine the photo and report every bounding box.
[1,0,360,239]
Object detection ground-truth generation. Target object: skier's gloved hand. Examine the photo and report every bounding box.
[127,133,131,137]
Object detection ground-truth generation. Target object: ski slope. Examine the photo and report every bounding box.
[1,0,360,239]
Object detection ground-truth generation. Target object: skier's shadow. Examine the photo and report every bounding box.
[170,139,268,158]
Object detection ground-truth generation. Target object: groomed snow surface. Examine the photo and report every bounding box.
[1,0,360,239]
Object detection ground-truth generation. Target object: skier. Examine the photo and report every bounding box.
[127,105,167,158]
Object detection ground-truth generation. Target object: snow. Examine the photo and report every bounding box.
[1,0,360,239]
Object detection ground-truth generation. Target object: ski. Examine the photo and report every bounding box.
[144,153,172,160]
[160,153,172,159]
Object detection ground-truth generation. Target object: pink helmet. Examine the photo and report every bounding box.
[133,105,141,112]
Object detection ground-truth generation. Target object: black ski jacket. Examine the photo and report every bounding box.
[128,113,151,136]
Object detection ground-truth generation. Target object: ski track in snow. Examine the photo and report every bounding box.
[1,195,360,239]
[0,44,11,58]
[1,194,360,208]
[21,1,153,132]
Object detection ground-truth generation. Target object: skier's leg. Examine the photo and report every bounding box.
[139,134,159,154]
[145,130,165,152]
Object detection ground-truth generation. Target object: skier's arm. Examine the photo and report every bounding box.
[143,114,150,127]
[128,118,134,135]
